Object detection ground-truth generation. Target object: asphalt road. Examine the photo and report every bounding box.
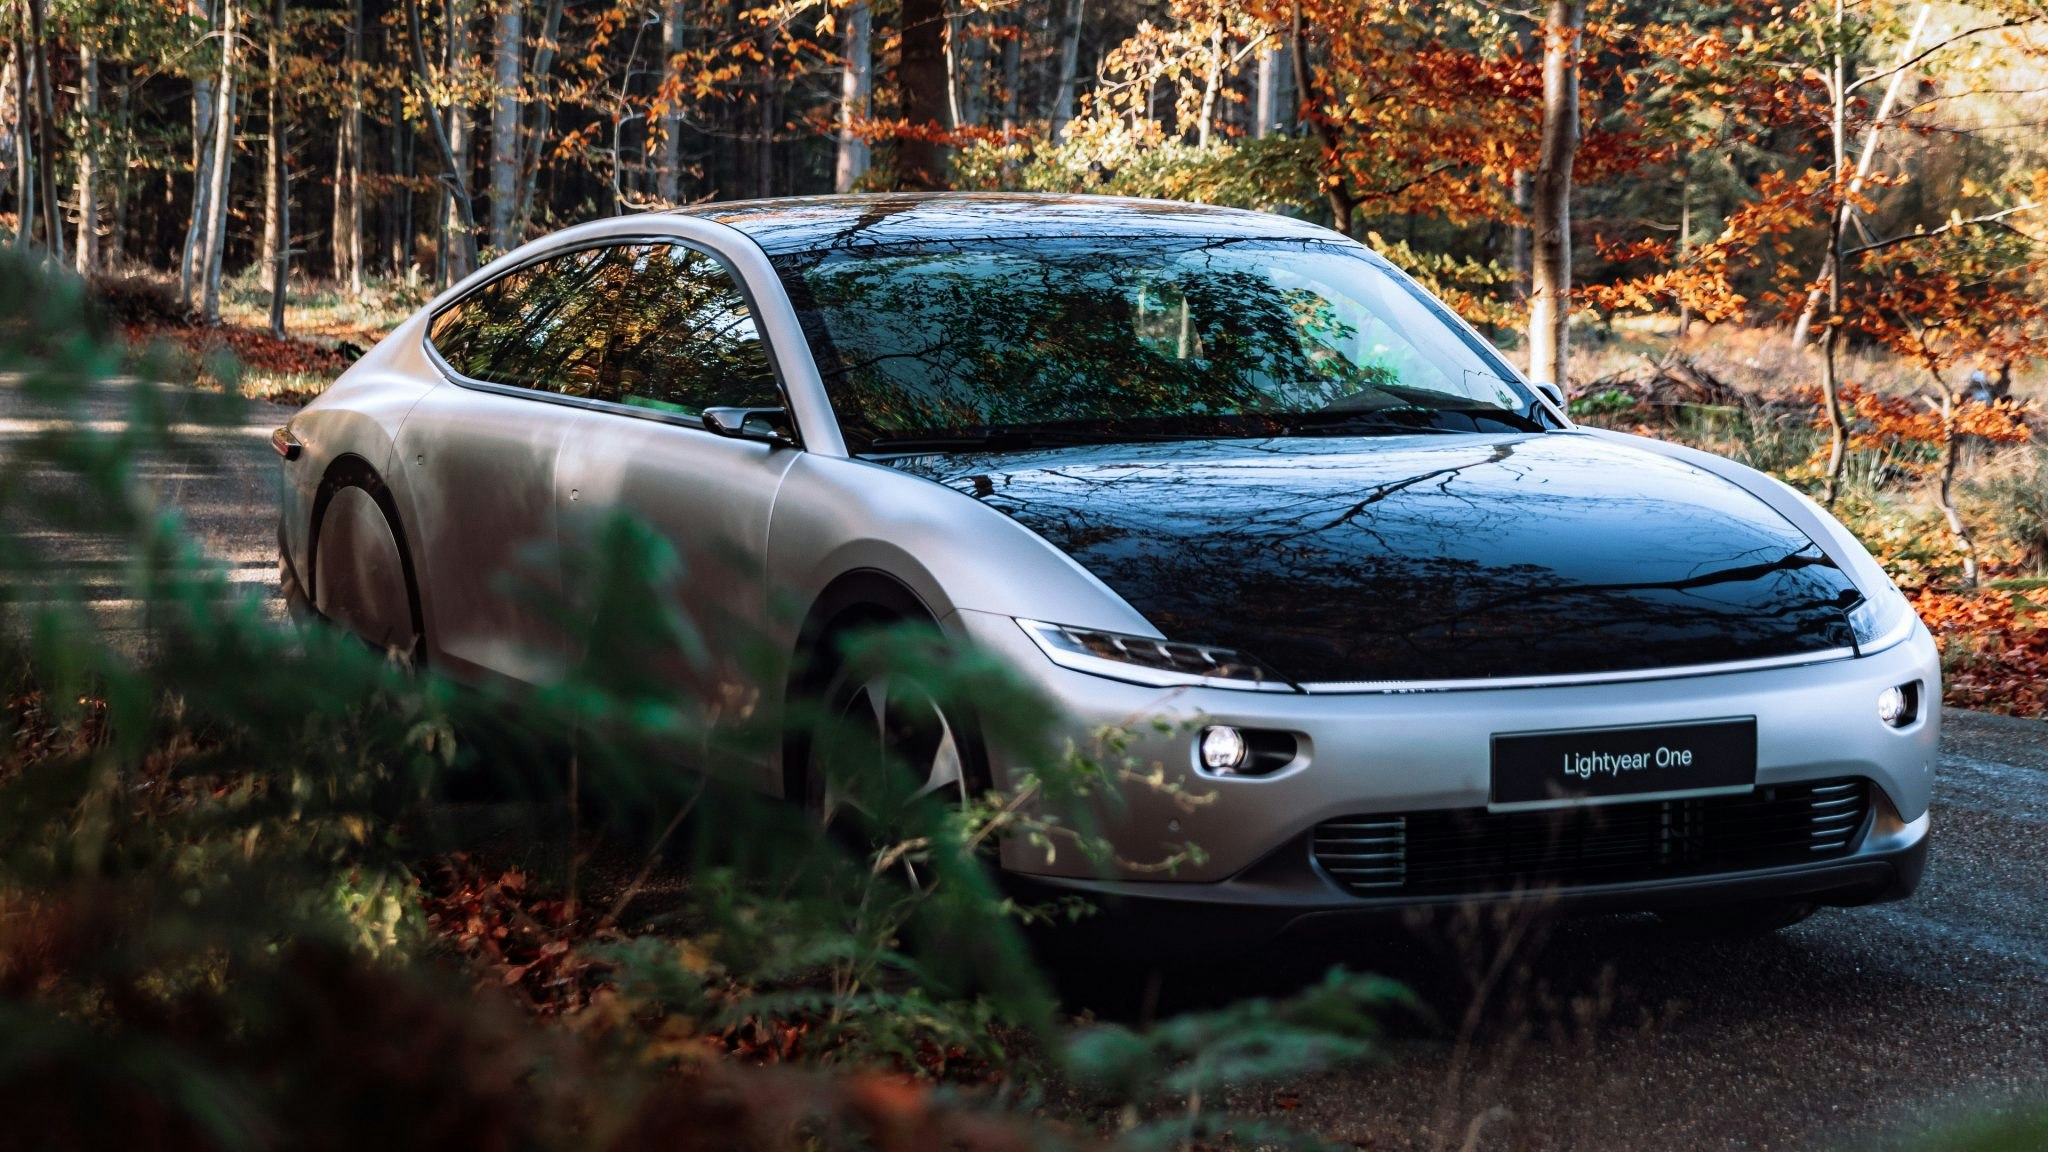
[5,379,2046,1149]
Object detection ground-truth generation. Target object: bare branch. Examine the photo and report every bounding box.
[1845,202,2045,258]
[1846,17,2044,96]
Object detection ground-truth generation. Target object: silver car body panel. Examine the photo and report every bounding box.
[280,194,1936,913]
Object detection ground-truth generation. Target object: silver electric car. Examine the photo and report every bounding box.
[277,193,1935,937]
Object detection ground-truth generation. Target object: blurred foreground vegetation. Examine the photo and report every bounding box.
[5,252,2048,1150]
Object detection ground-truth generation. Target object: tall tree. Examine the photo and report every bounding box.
[331,0,365,294]
[74,43,98,273]
[195,0,236,322]
[834,0,870,192]
[179,0,216,310]
[489,0,520,250]
[657,0,685,202]
[1526,0,1583,387]
[263,0,289,335]
[1049,0,1084,139]
[407,0,477,281]
[28,0,61,263]
[896,0,948,188]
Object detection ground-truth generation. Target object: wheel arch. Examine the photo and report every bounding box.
[780,567,943,800]
[308,453,427,654]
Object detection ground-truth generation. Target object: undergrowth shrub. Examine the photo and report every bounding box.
[0,249,1406,1150]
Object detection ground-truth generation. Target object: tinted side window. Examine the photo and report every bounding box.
[426,243,781,417]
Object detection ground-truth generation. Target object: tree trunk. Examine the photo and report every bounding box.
[333,0,363,293]
[512,0,563,236]
[1818,0,1850,505]
[1048,0,1084,140]
[658,0,686,202]
[489,0,520,249]
[755,23,774,197]
[408,0,477,282]
[29,0,61,264]
[1195,23,1223,147]
[1525,0,1583,387]
[1291,0,1353,235]
[834,0,870,192]
[110,66,130,267]
[197,0,236,323]
[74,44,99,273]
[180,0,215,308]
[1254,43,1278,138]
[11,35,32,253]
[1791,2,1930,349]
[265,0,288,336]
[896,0,948,188]
[999,14,1019,131]
[443,0,474,281]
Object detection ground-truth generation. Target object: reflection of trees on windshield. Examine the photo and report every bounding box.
[775,238,1531,451]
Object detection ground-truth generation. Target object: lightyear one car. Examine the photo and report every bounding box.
[277,193,1935,937]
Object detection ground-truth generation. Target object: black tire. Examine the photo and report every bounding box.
[801,616,988,821]
[1655,899,1820,937]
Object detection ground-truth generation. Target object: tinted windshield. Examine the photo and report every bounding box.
[771,236,1543,454]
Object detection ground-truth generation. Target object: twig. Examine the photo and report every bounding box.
[1846,201,2045,258]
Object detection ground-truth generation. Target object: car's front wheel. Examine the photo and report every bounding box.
[795,618,989,887]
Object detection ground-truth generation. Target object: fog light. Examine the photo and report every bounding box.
[1878,683,1917,728]
[1199,725,1248,773]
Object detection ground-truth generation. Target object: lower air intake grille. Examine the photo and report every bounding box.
[1313,778,1871,898]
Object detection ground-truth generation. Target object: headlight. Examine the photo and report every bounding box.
[1846,583,1915,655]
[1015,620,1298,692]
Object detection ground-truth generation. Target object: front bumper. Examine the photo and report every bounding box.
[950,608,1939,916]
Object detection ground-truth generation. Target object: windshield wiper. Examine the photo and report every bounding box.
[1282,415,1467,437]
[865,429,1129,453]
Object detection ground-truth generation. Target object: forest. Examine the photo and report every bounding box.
[14,0,2046,699]
[5,0,2048,1148]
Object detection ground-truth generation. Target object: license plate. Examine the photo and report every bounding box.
[1490,718,1757,809]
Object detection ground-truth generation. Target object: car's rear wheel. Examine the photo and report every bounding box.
[1655,899,1820,937]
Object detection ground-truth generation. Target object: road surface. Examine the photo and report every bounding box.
[4,378,2045,1149]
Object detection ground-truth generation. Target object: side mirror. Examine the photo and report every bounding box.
[1533,381,1566,411]
[701,406,796,447]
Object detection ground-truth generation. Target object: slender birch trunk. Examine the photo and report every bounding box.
[443,0,474,281]
[1195,23,1223,147]
[1818,0,1851,505]
[489,0,520,249]
[75,44,99,273]
[657,0,685,202]
[265,0,288,335]
[180,0,215,309]
[834,0,870,192]
[1525,0,1583,387]
[198,0,235,323]
[1791,2,1930,349]
[9,37,31,252]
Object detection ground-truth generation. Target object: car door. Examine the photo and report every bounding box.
[398,244,642,684]
[552,241,800,709]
